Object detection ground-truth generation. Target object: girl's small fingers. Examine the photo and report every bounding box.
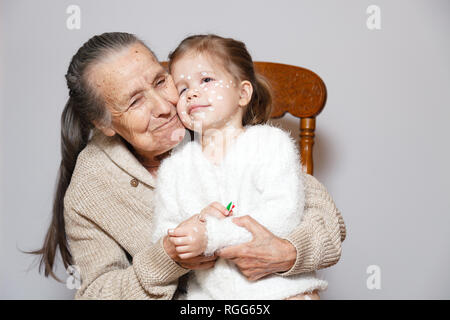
[169,236,190,246]
[168,227,187,237]
[175,245,191,253]
[210,202,230,216]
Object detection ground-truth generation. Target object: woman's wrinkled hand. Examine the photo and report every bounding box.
[217,215,297,281]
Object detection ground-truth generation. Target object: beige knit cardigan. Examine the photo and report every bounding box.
[64,130,346,300]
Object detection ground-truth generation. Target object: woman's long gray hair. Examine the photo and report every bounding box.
[28,32,147,281]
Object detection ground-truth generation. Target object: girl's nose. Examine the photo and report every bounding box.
[187,89,200,100]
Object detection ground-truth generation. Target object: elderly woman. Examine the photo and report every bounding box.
[32,32,346,300]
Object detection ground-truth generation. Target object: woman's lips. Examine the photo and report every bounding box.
[188,104,210,115]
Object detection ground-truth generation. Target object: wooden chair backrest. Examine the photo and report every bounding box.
[254,62,327,175]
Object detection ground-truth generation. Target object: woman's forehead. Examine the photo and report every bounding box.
[89,43,163,100]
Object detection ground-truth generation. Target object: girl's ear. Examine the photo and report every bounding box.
[238,80,253,107]
[93,120,116,137]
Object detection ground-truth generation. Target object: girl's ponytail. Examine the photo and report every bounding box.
[242,73,273,126]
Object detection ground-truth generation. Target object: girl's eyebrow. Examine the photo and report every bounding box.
[174,70,216,86]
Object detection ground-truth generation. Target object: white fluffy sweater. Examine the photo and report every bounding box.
[151,125,328,299]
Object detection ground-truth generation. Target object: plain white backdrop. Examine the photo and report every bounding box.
[1,0,449,299]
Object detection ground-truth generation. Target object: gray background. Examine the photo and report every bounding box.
[1,0,449,299]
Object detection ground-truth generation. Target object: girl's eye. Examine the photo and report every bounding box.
[179,88,187,95]
[202,77,214,83]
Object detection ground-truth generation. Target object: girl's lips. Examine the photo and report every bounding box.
[188,104,210,114]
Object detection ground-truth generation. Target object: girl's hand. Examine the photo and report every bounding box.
[198,201,232,221]
[168,214,208,259]
[163,235,218,270]
[167,202,231,259]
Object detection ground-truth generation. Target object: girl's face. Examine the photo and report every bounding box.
[171,53,251,132]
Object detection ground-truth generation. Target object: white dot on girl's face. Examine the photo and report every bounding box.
[208,98,213,103]
[201,71,207,76]
[219,80,223,83]
[211,90,216,94]
[197,112,206,119]
[208,107,215,111]
[217,96,223,100]
[226,85,230,88]
[187,75,191,80]
[180,74,185,79]
[197,64,202,68]
[181,111,187,115]
[204,87,208,91]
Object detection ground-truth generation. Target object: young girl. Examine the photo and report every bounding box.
[151,34,328,300]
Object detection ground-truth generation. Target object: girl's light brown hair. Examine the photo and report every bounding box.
[168,34,273,126]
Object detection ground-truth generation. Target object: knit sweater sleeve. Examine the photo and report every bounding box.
[277,173,347,276]
[65,207,188,300]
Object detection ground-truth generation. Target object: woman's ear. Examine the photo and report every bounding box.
[93,120,116,137]
[238,80,253,107]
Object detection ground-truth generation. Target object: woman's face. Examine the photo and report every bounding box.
[89,43,185,157]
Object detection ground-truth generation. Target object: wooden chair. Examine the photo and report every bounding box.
[255,62,327,175]
[161,61,327,175]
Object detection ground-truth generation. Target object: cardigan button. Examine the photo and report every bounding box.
[130,178,139,187]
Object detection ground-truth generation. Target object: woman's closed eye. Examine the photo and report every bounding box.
[129,96,143,109]
[155,76,166,87]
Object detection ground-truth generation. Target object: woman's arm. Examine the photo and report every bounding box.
[65,207,189,300]
[217,173,346,280]
[277,172,347,276]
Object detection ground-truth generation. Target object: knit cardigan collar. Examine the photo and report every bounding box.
[90,129,157,188]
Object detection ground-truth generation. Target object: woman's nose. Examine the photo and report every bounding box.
[151,95,173,118]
